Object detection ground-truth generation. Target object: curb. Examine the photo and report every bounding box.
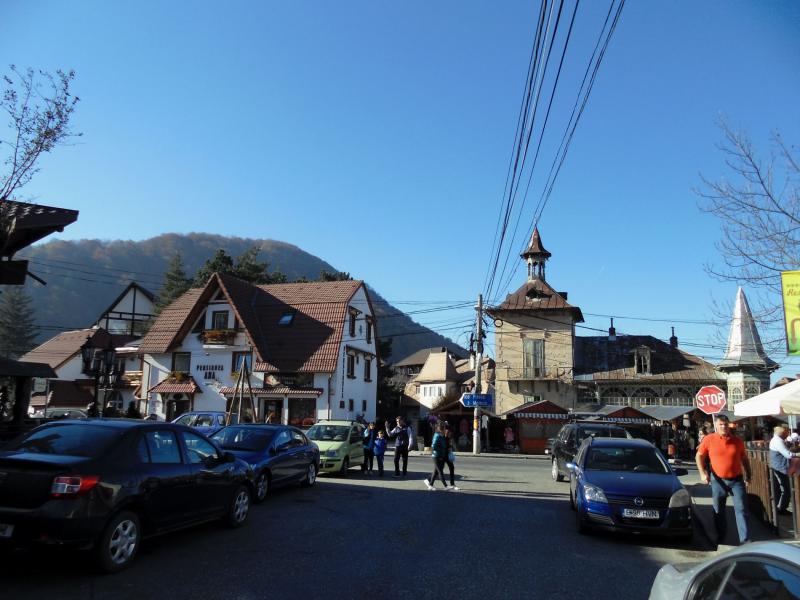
[405,450,545,460]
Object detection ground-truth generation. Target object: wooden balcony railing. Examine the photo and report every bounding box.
[201,329,236,345]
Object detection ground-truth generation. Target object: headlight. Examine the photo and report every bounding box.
[669,488,691,508]
[326,449,339,457]
[583,484,608,503]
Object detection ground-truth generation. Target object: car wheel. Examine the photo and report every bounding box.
[302,463,317,487]
[254,471,270,503]
[225,485,251,528]
[95,510,140,573]
[552,459,564,482]
[340,457,350,477]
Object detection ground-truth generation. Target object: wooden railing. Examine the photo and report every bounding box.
[746,447,798,539]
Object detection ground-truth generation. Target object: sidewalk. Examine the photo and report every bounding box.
[406,449,545,460]
[686,476,788,551]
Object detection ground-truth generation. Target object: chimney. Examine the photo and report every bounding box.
[669,327,678,348]
[608,318,616,341]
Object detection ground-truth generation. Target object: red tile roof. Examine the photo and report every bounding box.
[488,279,584,322]
[218,386,323,397]
[20,328,137,370]
[148,377,202,395]
[139,273,365,374]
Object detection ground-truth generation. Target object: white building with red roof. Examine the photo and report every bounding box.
[138,272,378,424]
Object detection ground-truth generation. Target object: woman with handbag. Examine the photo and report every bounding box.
[443,422,459,491]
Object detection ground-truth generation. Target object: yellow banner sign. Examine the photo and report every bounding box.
[782,270,800,355]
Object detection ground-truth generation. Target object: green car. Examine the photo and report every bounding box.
[307,421,365,475]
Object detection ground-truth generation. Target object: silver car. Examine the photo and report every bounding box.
[649,540,800,600]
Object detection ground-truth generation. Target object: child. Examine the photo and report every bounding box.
[373,430,387,476]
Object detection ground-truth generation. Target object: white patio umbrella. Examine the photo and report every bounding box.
[733,378,800,417]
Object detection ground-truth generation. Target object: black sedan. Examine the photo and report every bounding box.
[0,420,254,572]
[211,425,320,503]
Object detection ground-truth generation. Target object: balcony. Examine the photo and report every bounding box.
[200,329,236,346]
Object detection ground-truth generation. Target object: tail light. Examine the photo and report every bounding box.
[51,475,101,498]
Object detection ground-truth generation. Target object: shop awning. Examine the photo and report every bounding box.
[503,400,568,419]
[148,377,202,395]
[637,405,695,422]
[218,386,323,397]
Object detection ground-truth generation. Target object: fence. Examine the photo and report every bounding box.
[746,447,798,539]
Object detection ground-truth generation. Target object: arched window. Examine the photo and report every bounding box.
[600,387,627,400]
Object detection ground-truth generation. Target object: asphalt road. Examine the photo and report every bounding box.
[0,455,716,600]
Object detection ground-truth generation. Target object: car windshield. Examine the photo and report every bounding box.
[306,425,350,442]
[212,427,274,452]
[584,446,670,474]
[194,414,216,427]
[578,427,628,441]
[8,424,121,458]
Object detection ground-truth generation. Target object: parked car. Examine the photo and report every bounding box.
[567,437,692,540]
[649,541,800,599]
[305,420,365,475]
[32,408,88,419]
[171,411,237,436]
[551,420,632,482]
[211,424,319,503]
[0,420,253,572]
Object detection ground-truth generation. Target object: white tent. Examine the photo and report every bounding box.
[733,379,800,417]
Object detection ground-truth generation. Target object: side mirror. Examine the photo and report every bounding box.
[565,462,576,472]
[673,467,688,476]
[224,452,236,463]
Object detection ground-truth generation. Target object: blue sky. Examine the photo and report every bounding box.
[3,1,799,378]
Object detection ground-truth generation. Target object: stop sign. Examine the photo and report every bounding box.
[695,385,727,415]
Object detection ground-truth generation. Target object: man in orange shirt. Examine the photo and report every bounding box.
[696,414,752,545]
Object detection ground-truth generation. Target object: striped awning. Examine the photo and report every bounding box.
[218,386,323,397]
[148,377,201,395]
[515,412,569,419]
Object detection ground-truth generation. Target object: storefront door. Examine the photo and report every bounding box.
[288,398,316,427]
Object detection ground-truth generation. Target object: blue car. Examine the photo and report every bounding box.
[211,425,320,503]
[172,411,237,436]
[567,437,693,541]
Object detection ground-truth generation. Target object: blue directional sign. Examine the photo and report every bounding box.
[460,393,493,407]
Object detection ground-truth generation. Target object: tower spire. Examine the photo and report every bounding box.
[718,287,778,371]
[520,227,551,282]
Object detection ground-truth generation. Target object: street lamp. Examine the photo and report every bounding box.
[80,335,118,417]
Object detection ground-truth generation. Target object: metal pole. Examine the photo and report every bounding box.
[473,294,483,455]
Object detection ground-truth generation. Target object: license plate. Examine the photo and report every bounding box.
[622,508,660,519]
[0,524,14,538]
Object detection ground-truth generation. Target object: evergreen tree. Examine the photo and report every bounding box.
[155,251,192,314]
[319,269,352,281]
[0,286,37,359]
[193,248,236,286]
[193,247,287,286]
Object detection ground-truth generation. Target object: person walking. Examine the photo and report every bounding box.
[424,422,451,490]
[362,421,377,474]
[443,423,459,491]
[386,416,412,477]
[770,425,798,515]
[696,414,753,545]
[373,430,387,476]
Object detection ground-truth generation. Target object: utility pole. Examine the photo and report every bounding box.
[473,294,483,455]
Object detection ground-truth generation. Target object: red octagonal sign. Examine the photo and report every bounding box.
[695,385,727,415]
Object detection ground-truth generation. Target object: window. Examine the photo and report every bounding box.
[278,311,295,326]
[523,338,544,378]
[172,352,191,373]
[232,352,252,373]
[291,430,307,447]
[273,430,292,449]
[364,358,372,381]
[181,431,218,464]
[348,399,354,412]
[136,437,150,463]
[634,347,652,375]
[722,560,800,599]
[349,311,357,337]
[366,319,372,344]
[362,400,367,412]
[347,354,355,378]
[144,430,182,464]
[339,400,345,409]
[288,397,316,427]
[212,310,229,330]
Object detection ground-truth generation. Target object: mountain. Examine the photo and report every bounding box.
[17,233,467,361]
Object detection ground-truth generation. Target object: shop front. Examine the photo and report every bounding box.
[504,400,569,455]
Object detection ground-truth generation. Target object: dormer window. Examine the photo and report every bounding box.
[278,311,295,326]
[634,346,652,375]
[212,311,229,330]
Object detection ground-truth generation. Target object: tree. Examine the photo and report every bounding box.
[0,286,37,359]
[155,251,192,314]
[1,66,80,201]
[319,269,352,281]
[193,247,287,286]
[697,122,799,339]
